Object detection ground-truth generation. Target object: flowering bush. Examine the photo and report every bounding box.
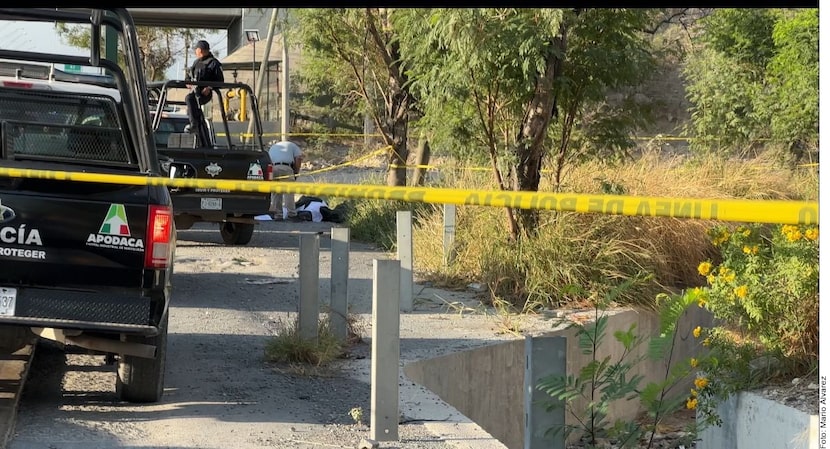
[695,223,818,363]
[684,223,819,426]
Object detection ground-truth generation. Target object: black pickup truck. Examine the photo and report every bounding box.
[0,8,174,403]
[148,81,272,245]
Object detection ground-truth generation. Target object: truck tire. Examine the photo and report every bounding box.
[220,221,255,245]
[0,325,33,353]
[174,215,195,230]
[116,314,167,403]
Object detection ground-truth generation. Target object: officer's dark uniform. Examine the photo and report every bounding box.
[185,41,224,147]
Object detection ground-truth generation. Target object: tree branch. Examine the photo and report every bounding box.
[321,16,392,145]
[642,8,691,35]
[365,8,400,81]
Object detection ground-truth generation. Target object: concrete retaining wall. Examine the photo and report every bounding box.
[404,306,712,449]
[698,391,819,449]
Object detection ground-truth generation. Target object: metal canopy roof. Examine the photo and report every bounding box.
[126,8,243,29]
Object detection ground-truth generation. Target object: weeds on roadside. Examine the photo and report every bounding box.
[403,150,813,310]
[264,313,366,375]
[344,197,437,252]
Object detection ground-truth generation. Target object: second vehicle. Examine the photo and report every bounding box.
[149,80,273,245]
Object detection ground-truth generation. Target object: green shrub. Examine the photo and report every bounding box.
[695,223,818,365]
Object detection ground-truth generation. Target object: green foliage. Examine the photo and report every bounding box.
[553,9,657,165]
[764,9,819,148]
[292,9,370,127]
[680,222,819,425]
[294,8,415,186]
[264,316,344,367]
[396,9,563,159]
[682,47,765,154]
[474,213,666,310]
[398,9,658,183]
[342,199,403,251]
[684,8,818,158]
[344,197,435,252]
[699,9,776,70]
[536,284,705,448]
[695,223,818,366]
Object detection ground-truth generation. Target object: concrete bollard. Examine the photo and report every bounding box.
[298,233,320,342]
[524,336,566,449]
[396,210,413,312]
[370,259,400,442]
[330,226,350,342]
[443,204,456,267]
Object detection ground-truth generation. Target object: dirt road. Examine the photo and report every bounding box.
[7,219,521,449]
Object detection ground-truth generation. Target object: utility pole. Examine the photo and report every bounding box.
[280,8,290,142]
[245,7,278,143]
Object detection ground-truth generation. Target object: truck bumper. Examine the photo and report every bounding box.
[0,286,162,336]
[171,192,271,217]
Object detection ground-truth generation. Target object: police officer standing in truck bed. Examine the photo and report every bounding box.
[185,40,224,147]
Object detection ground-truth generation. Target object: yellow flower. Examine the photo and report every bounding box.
[742,245,759,255]
[781,225,797,235]
[694,377,709,390]
[686,397,698,410]
[723,270,736,283]
[690,388,698,397]
[690,358,699,368]
[734,285,748,299]
[703,338,711,347]
[718,266,729,276]
[698,297,707,308]
[787,230,802,242]
[707,274,716,285]
[742,229,751,237]
[711,229,730,246]
[693,326,702,338]
[698,261,712,276]
[805,228,818,241]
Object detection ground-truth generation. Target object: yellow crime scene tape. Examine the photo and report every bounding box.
[270,146,392,180]
[215,132,385,138]
[0,167,817,225]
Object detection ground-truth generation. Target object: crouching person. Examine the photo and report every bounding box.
[267,140,304,220]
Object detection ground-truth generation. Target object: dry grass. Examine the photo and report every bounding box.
[408,148,817,310]
[264,313,366,376]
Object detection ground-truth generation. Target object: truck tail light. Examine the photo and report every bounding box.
[145,205,172,269]
[2,81,33,89]
[266,162,273,180]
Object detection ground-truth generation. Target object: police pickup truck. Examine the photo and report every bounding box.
[0,8,174,403]
[148,80,273,245]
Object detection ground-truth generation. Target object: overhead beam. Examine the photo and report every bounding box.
[126,8,243,29]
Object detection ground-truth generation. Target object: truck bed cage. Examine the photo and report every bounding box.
[0,8,158,173]
[147,80,266,151]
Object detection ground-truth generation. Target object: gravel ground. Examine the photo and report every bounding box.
[8,218,519,449]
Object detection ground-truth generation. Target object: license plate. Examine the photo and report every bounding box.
[201,197,222,210]
[0,287,16,316]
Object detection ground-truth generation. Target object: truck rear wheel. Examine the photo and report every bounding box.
[116,314,167,403]
[220,221,255,245]
[0,326,33,353]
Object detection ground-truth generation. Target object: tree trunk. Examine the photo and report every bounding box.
[364,8,411,187]
[512,23,568,235]
[385,86,409,187]
[412,137,431,187]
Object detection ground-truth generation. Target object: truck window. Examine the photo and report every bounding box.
[0,89,133,165]
[153,116,189,147]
